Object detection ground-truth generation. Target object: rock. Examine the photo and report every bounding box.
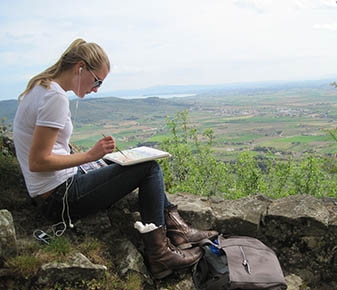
[2,191,337,289]
[211,194,271,236]
[37,252,107,286]
[0,209,17,262]
[267,194,330,236]
[167,192,217,230]
[285,274,305,290]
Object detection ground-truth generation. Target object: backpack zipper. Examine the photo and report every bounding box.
[239,246,251,274]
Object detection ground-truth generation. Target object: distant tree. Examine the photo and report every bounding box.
[330,81,337,88]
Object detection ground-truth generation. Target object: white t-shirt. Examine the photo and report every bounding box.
[13,81,78,198]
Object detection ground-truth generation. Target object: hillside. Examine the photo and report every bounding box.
[1,79,337,161]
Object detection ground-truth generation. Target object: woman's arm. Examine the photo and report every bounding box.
[29,125,115,172]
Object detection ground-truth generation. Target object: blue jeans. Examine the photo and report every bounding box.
[41,161,172,226]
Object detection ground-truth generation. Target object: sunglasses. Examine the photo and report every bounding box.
[89,70,103,89]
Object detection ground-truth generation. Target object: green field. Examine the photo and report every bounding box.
[2,82,336,161]
[65,84,337,161]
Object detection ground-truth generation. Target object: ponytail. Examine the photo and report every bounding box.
[18,38,110,100]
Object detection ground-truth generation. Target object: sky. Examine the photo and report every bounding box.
[1,0,337,101]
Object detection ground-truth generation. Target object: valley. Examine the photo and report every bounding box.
[67,83,337,162]
[1,80,336,162]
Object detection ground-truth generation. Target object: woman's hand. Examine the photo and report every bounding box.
[86,135,116,161]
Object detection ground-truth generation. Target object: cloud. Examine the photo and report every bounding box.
[1,0,337,101]
[313,23,337,31]
[233,0,336,13]
[232,0,271,13]
[295,0,336,9]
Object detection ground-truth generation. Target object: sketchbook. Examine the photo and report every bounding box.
[103,146,171,166]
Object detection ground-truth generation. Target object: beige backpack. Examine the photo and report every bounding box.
[192,235,288,290]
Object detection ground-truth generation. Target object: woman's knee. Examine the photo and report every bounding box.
[147,160,163,175]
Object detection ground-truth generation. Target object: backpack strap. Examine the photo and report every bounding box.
[193,235,231,290]
[193,257,230,290]
[198,238,217,247]
[197,233,230,248]
[192,256,209,290]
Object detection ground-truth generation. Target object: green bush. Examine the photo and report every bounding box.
[160,110,337,199]
[160,110,233,196]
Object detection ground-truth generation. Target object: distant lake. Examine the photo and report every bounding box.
[119,93,196,100]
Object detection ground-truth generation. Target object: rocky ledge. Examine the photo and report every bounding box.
[1,191,337,289]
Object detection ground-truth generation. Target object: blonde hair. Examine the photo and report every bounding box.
[18,38,110,100]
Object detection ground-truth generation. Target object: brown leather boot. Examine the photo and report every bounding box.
[165,205,218,249]
[142,225,203,279]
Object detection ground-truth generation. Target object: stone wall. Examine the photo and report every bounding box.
[167,193,337,286]
[1,192,337,289]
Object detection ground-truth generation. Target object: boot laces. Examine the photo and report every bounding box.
[167,238,184,257]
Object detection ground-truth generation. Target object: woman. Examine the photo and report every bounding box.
[13,38,217,279]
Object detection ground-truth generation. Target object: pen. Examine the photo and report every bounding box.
[102,134,128,158]
[115,146,128,159]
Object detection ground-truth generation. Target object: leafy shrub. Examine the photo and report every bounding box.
[160,110,337,198]
[234,151,266,196]
[160,110,233,196]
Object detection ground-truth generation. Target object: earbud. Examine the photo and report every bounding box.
[69,222,74,229]
[79,67,83,74]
